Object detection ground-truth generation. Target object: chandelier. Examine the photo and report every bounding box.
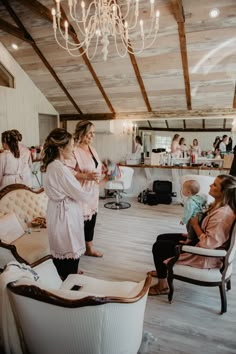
[52,0,160,61]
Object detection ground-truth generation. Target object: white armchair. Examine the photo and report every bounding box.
[167,220,236,314]
[104,166,134,209]
[2,257,152,354]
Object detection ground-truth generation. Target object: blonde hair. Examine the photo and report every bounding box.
[184,180,200,195]
[73,120,94,143]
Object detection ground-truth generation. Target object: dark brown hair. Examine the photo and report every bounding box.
[1,130,20,158]
[41,128,72,172]
[11,129,22,142]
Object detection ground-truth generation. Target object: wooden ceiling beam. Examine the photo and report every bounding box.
[223,119,226,129]
[147,120,152,128]
[0,18,33,44]
[1,0,82,114]
[14,0,115,114]
[233,82,236,109]
[171,0,192,110]
[60,108,236,121]
[128,47,152,112]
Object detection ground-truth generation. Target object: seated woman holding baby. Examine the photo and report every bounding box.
[148,174,236,295]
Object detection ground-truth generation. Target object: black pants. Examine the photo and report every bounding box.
[152,233,185,279]
[84,213,97,242]
[53,258,80,280]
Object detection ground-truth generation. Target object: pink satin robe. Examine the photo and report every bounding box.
[178,205,235,269]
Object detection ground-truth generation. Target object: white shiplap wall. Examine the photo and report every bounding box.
[0,42,58,147]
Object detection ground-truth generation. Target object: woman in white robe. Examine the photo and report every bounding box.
[0,131,23,190]
[11,130,32,187]
[41,128,93,280]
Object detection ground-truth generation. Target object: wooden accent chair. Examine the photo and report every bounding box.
[104,166,134,209]
[0,184,50,271]
[167,220,236,314]
[3,257,152,354]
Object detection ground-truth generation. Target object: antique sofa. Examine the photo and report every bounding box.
[0,184,50,271]
[2,256,153,354]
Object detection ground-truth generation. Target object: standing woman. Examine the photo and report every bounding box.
[41,128,93,280]
[191,138,201,156]
[171,134,181,158]
[72,120,103,257]
[134,136,143,154]
[0,130,23,190]
[11,129,32,187]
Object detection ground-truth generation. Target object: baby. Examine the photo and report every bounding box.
[180,180,207,245]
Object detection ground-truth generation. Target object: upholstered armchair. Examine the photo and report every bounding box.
[2,257,153,354]
[167,220,236,314]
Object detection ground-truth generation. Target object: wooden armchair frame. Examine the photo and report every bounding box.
[167,220,236,314]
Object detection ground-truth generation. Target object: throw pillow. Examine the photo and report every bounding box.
[0,212,25,243]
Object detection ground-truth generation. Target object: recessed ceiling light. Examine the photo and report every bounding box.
[11,43,18,50]
[209,8,220,18]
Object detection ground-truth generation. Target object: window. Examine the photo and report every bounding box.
[0,63,14,88]
[154,135,172,151]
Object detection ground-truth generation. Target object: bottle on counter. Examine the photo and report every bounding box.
[30,146,37,160]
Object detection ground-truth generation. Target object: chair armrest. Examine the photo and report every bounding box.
[181,245,227,257]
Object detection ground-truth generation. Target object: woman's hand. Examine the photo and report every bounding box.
[189,214,203,239]
[86,171,100,182]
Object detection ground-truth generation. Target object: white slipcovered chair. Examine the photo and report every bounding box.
[1,257,153,354]
[104,166,134,209]
[180,174,215,204]
[167,220,236,314]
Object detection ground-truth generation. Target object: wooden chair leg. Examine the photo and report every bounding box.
[226,279,231,291]
[219,283,227,314]
[167,275,174,303]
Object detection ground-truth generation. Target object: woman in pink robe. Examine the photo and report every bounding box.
[171,134,181,158]
[148,174,236,295]
[41,128,93,280]
[69,120,103,257]
[0,131,23,190]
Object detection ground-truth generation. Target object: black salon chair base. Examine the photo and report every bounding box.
[104,201,131,210]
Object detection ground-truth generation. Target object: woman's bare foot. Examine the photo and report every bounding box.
[84,250,103,257]
[147,270,157,277]
[77,269,84,274]
[148,284,169,296]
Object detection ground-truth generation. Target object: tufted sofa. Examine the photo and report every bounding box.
[0,184,50,270]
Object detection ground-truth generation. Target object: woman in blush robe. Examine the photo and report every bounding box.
[11,129,32,187]
[148,174,236,295]
[41,128,93,280]
[65,120,103,258]
[0,130,23,190]
[171,134,181,158]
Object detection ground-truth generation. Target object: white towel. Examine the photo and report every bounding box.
[0,262,39,354]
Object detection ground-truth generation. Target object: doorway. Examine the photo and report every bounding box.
[38,114,58,145]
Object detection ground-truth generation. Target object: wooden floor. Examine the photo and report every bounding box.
[79,197,236,354]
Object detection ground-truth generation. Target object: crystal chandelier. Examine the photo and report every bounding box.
[52,0,160,61]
